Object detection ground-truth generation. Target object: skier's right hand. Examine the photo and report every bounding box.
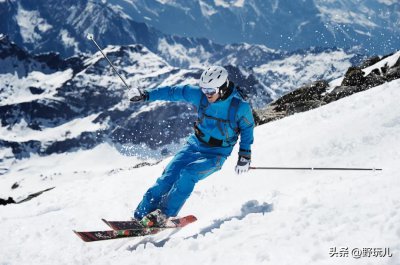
[130,91,148,102]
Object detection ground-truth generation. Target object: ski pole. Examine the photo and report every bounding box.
[86,34,144,97]
[250,166,382,171]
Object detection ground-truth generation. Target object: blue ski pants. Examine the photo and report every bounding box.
[134,140,227,218]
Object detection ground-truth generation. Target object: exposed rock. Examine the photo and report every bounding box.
[255,81,328,125]
[11,182,19,189]
[0,197,15,206]
[255,52,400,126]
[28,87,45,95]
[273,80,328,108]
[358,56,381,68]
[1,187,56,206]
[341,67,365,86]
[323,86,361,103]
[363,72,386,88]
[386,66,400,81]
[286,100,326,115]
[254,105,287,125]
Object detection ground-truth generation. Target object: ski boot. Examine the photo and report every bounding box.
[140,209,168,228]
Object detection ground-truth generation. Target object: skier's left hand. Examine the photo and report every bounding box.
[235,156,251,175]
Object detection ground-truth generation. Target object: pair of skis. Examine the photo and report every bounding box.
[73,215,197,242]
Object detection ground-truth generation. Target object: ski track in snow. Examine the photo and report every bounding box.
[1,79,400,264]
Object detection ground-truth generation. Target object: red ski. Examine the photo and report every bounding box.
[74,215,197,242]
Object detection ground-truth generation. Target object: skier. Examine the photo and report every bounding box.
[130,66,255,227]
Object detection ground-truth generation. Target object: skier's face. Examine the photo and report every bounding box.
[201,87,220,103]
[206,92,220,103]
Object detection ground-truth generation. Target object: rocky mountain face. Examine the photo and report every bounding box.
[255,51,400,124]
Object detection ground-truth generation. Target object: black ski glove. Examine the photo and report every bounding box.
[235,155,251,175]
[130,91,148,102]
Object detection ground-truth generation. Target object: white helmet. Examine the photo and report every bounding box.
[199,66,228,89]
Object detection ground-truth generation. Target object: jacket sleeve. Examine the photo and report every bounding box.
[145,85,201,105]
[237,102,255,159]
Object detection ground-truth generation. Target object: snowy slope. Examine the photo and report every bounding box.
[1,78,399,264]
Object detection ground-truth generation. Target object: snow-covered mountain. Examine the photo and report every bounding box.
[108,0,400,54]
[253,47,360,101]
[0,0,224,66]
[0,35,199,163]
[0,35,365,168]
[0,0,287,68]
[1,66,399,265]
[0,35,273,169]
[2,0,399,63]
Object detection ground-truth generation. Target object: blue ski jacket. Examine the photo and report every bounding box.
[145,84,254,158]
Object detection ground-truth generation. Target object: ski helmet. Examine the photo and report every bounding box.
[199,66,229,89]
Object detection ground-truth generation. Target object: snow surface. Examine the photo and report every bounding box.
[214,0,245,8]
[254,50,353,100]
[16,4,53,44]
[59,29,80,54]
[0,69,73,106]
[363,51,400,77]
[157,38,214,68]
[199,1,218,17]
[377,0,398,4]
[0,113,107,143]
[316,5,378,28]
[1,78,400,264]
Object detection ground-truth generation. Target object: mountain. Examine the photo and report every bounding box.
[108,0,400,54]
[2,0,398,64]
[0,35,367,169]
[0,0,377,104]
[0,35,192,159]
[1,67,399,265]
[0,35,272,168]
[255,51,400,124]
[0,0,223,66]
[0,0,289,69]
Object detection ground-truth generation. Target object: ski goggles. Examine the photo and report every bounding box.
[201,87,218,95]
